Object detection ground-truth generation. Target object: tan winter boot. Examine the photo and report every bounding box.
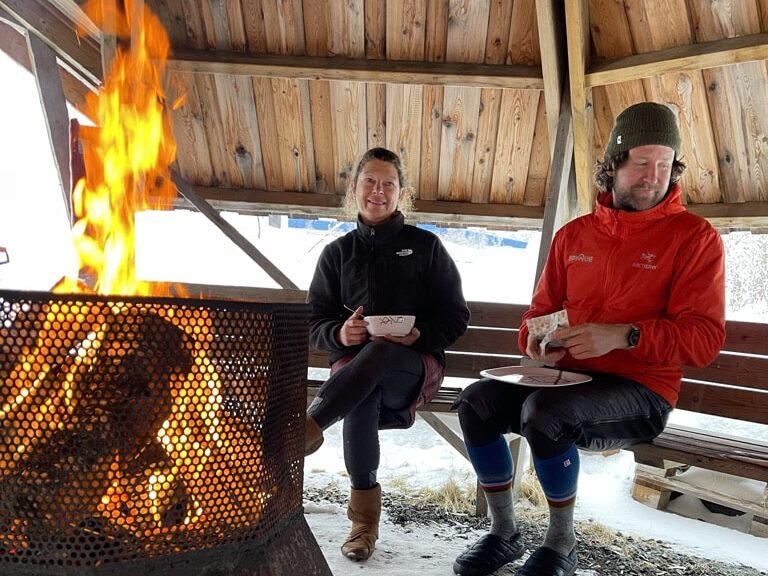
[304,416,324,456]
[341,484,381,561]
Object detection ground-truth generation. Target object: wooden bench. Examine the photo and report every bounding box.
[307,300,768,526]
[626,319,768,533]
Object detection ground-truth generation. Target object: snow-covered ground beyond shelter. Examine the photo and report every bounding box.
[303,417,768,575]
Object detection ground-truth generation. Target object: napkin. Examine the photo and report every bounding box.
[526,309,569,355]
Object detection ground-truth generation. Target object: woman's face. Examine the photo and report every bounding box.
[354,159,402,226]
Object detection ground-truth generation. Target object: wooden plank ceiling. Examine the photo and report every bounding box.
[1,0,768,231]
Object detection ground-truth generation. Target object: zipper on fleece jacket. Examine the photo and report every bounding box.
[368,227,375,312]
[602,218,621,303]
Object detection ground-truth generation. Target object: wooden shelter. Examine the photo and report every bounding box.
[1,0,768,287]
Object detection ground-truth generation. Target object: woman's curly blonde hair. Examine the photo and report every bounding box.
[340,147,416,221]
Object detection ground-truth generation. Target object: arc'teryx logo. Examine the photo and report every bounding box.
[396,249,413,257]
[633,252,657,270]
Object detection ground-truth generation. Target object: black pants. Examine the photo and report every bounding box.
[455,372,672,459]
[308,341,424,488]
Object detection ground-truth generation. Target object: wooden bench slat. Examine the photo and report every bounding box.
[722,320,768,355]
[677,380,768,425]
[465,301,526,329]
[450,326,520,355]
[628,425,768,482]
[445,352,522,378]
[683,352,768,390]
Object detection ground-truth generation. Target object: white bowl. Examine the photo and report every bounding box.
[365,315,415,337]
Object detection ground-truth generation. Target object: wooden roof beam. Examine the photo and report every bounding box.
[167,49,544,90]
[586,33,768,88]
[169,186,545,231]
[0,0,102,90]
[686,201,768,233]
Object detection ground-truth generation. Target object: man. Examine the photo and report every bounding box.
[452,102,726,576]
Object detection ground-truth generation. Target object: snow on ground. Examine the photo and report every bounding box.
[303,417,768,575]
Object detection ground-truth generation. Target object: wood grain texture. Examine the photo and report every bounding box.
[523,96,550,207]
[386,84,424,190]
[251,76,282,190]
[195,74,230,186]
[169,71,214,184]
[212,73,266,189]
[438,87,481,201]
[419,85,444,201]
[386,0,426,60]
[490,89,540,204]
[331,81,367,194]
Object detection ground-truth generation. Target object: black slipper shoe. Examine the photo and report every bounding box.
[516,546,577,576]
[453,532,525,576]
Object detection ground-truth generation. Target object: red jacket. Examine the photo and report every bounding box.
[519,185,726,406]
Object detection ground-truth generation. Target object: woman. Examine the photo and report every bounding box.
[305,147,470,562]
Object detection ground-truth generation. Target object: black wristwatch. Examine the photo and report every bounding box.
[627,325,641,349]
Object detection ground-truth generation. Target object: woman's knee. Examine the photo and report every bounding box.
[356,340,415,368]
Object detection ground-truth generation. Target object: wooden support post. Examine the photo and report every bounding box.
[26,32,73,223]
[565,0,595,216]
[417,412,529,517]
[534,90,574,285]
[509,434,528,501]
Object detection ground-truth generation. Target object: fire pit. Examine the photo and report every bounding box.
[0,289,330,575]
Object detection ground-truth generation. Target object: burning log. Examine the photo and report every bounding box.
[0,305,192,537]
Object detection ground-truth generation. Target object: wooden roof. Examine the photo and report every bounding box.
[2,0,768,233]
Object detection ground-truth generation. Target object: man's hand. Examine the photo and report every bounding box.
[337,306,368,346]
[550,323,633,359]
[371,327,421,346]
[526,333,566,363]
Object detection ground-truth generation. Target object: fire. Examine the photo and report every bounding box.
[57,0,182,297]
[0,2,273,550]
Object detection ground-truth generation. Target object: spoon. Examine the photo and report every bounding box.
[344,304,363,318]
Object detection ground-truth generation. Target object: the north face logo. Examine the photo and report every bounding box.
[396,249,413,257]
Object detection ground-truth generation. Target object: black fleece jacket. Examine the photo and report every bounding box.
[307,212,470,366]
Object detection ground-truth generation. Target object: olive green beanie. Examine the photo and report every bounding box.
[604,102,681,160]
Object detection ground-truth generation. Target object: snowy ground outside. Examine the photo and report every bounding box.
[303,416,768,575]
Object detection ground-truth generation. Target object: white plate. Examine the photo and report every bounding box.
[479,366,592,387]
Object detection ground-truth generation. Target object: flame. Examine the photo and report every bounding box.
[0,3,273,550]
[57,0,183,297]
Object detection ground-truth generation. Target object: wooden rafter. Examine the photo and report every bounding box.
[0,0,102,90]
[167,49,544,90]
[586,33,768,88]
[171,185,545,230]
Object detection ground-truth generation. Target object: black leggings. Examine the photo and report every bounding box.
[455,372,672,459]
[308,341,424,489]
